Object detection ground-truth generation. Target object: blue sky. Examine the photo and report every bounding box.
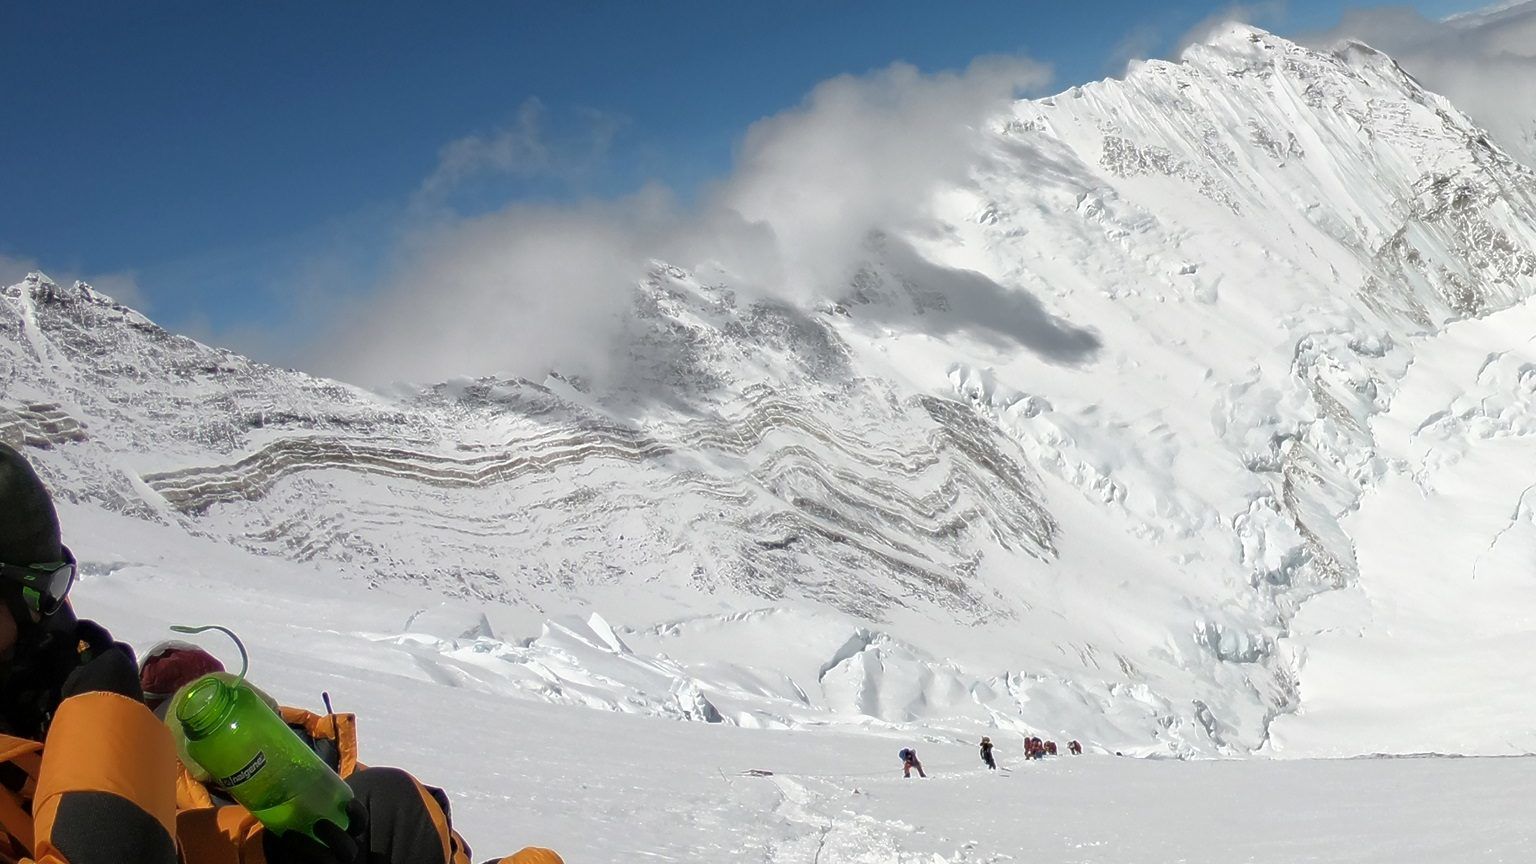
[0,1,1485,355]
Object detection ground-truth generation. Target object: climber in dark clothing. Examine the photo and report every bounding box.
[979,737,997,770]
[898,747,926,778]
[0,441,178,864]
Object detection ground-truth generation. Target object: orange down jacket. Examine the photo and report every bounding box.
[0,691,178,863]
[0,687,556,864]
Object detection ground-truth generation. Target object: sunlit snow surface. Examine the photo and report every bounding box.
[7,22,1536,859]
[1272,299,1536,756]
[73,523,1536,861]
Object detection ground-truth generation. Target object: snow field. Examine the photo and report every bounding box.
[66,501,1536,860]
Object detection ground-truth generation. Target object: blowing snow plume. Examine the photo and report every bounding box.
[316,56,1058,389]
[1305,2,1536,169]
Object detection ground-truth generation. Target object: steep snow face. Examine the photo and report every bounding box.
[891,23,1536,752]
[5,26,1536,758]
[1268,299,1536,755]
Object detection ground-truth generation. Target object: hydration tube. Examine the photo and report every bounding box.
[170,623,250,683]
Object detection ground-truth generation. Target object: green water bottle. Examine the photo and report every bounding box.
[170,625,354,840]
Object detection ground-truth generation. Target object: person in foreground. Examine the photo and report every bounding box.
[0,441,561,864]
[0,441,177,863]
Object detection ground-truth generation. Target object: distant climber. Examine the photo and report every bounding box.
[1068,739,1082,755]
[1044,740,1058,757]
[1025,736,1043,760]
[980,736,997,770]
[898,747,927,778]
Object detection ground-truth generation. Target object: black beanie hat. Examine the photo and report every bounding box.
[0,443,63,565]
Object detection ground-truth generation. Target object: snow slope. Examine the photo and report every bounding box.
[70,503,1536,861]
[74,504,1536,854]
[4,21,1536,798]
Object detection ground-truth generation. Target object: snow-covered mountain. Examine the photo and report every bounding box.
[5,24,1536,762]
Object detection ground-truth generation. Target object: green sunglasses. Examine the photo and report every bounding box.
[0,546,77,616]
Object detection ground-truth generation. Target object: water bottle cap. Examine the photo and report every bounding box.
[177,675,235,740]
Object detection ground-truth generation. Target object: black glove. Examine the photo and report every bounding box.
[263,799,370,864]
[60,620,142,701]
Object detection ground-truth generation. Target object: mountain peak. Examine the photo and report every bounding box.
[1177,23,1421,96]
[1199,21,1274,49]
[1179,22,1289,65]
[5,272,130,313]
[1329,37,1420,85]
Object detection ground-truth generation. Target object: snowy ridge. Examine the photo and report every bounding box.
[6,26,1536,764]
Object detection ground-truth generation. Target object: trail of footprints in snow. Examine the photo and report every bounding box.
[755,775,1009,864]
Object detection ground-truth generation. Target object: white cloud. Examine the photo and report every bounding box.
[1303,2,1536,167]
[314,56,1056,388]
[418,98,628,199]
[80,271,146,308]
[0,254,42,287]
[717,57,1052,297]
[312,189,676,386]
[1108,24,1164,76]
